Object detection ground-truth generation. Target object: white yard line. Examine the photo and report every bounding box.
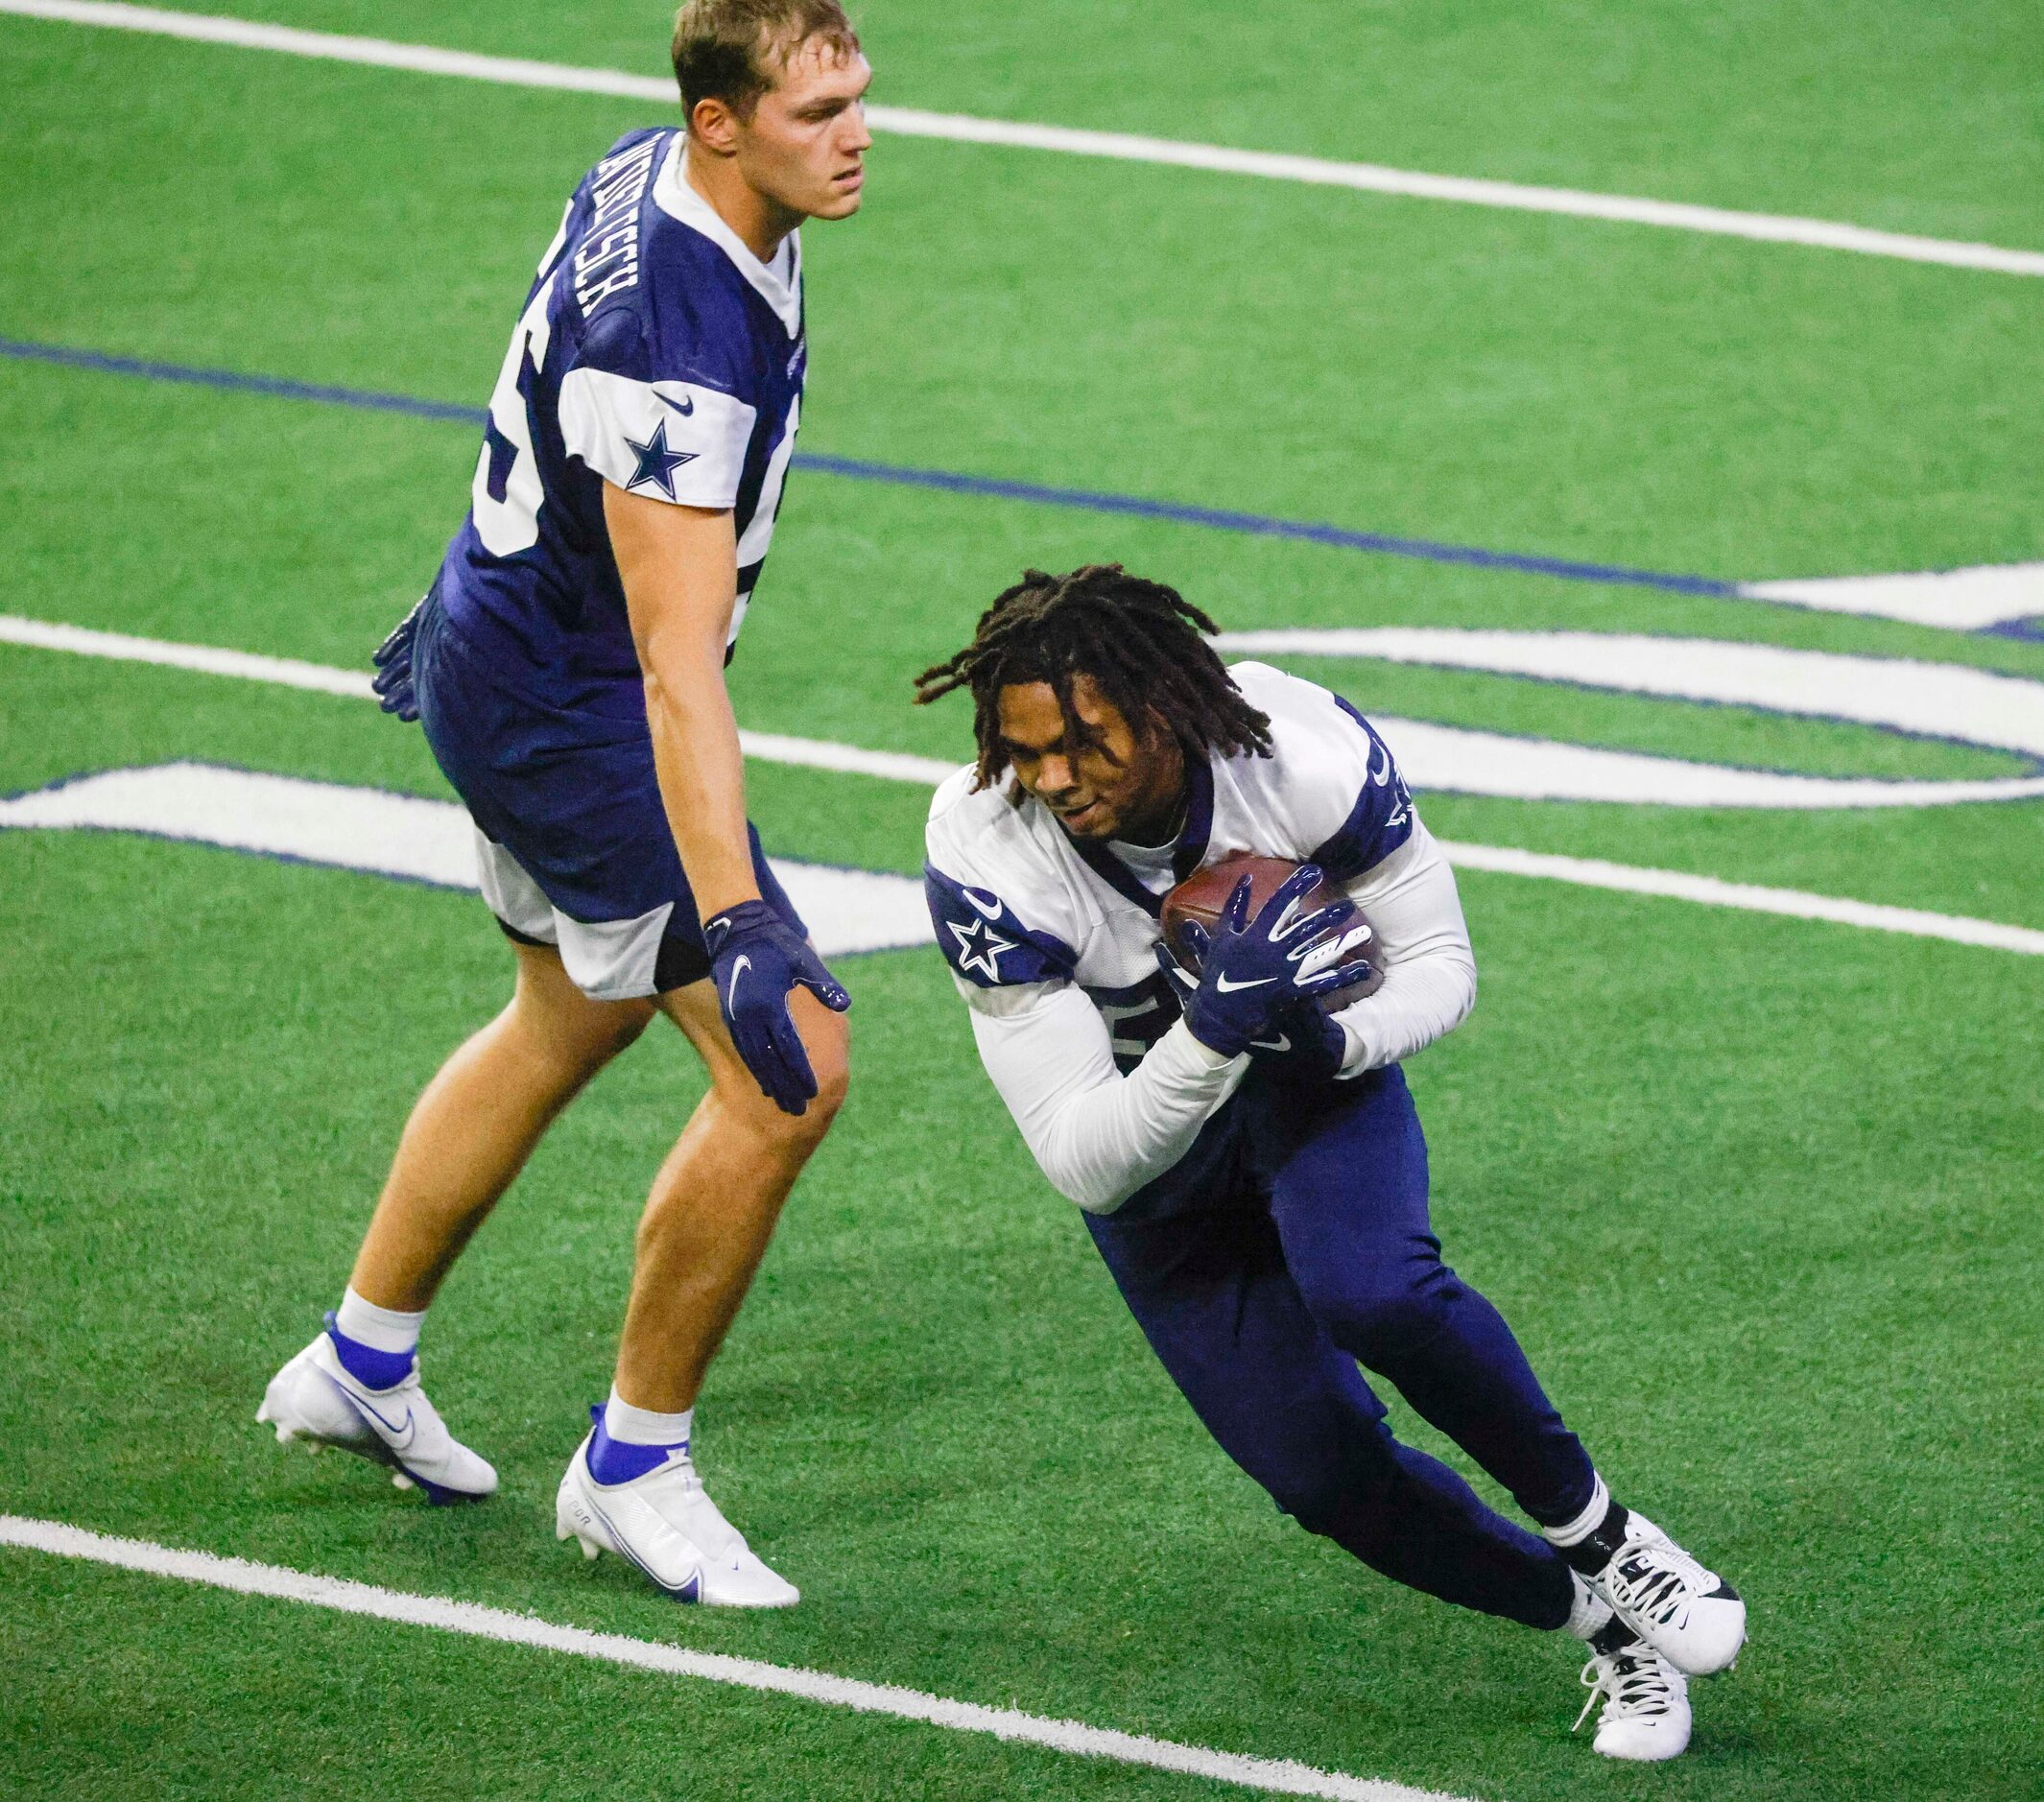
[0,612,380,699]
[6,612,2042,957]
[0,1515,1474,1802]
[7,0,2042,278]
[1437,842,2044,957]
[0,614,955,784]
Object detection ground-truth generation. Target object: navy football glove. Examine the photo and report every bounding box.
[1246,999,1347,1085]
[370,600,423,723]
[1158,866,1357,1059]
[703,900,850,1116]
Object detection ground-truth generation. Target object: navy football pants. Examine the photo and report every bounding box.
[1084,1064,1592,1630]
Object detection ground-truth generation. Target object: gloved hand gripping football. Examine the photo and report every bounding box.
[1153,865,1357,1060]
[703,901,850,1116]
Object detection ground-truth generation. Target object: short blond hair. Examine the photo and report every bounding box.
[671,0,861,121]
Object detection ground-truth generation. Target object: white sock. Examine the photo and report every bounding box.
[335,1286,425,1355]
[1541,1472,1611,1548]
[603,1386,693,1449]
[1564,1570,1615,1640]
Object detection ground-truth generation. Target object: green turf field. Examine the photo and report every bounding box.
[3,4,2041,1798]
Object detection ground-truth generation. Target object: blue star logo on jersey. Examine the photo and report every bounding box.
[946,915,1016,983]
[623,419,698,499]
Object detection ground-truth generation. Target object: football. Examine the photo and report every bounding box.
[1161,853,1384,1010]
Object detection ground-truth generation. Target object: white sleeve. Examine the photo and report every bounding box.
[557,368,755,509]
[1331,818,1478,1076]
[961,978,1248,1215]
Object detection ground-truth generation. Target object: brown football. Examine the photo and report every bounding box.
[1161,853,1384,1011]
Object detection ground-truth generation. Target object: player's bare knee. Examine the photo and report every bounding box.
[806,1029,851,1124]
[790,998,851,1128]
[767,1063,846,1147]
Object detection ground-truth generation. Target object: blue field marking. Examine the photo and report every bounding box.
[0,335,1739,599]
[795,453,1739,596]
[0,337,488,426]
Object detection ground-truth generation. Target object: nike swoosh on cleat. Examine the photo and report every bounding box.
[584,1487,704,1601]
[334,1381,417,1451]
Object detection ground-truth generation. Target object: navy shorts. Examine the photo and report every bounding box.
[410,586,805,1001]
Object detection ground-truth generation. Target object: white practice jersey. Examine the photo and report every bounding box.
[925,662,1477,1213]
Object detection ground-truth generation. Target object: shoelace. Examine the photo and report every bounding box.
[1574,1647,1676,1732]
[1606,1535,1710,1626]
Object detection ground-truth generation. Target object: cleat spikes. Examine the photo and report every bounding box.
[579,1536,602,1562]
[391,1471,415,1490]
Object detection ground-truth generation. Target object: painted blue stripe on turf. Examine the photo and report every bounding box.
[0,336,488,426]
[795,453,1739,596]
[0,334,1739,598]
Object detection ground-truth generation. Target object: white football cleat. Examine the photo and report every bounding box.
[1581,1512,1746,1677]
[555,1428,798,1607]
[1575,1628,1692,1762]
[256,1329,497,1505]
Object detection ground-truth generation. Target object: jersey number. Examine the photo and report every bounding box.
[469,278,556,557]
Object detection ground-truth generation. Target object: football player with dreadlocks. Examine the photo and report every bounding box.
[915,564,1746,1762]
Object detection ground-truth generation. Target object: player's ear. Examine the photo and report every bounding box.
[689,96,743,156]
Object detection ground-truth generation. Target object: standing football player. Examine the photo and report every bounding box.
[258,0,871,1606]
[915,565,1746,1759]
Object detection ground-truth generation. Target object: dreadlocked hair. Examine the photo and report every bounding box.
[913,564,1273,790]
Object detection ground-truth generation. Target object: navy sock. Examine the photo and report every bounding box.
[585,1405,688,1485]
[323,1311,416,1391]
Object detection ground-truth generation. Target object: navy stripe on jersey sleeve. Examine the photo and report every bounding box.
[1309,698,1416,882]
[924,864,1079,988]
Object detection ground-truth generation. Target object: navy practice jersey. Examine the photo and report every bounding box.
[924,663,1415,1073]
[434,128,806,711]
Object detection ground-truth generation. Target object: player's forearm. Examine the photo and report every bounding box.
[1332,819,1478,1075]
[609,486,761,919]
[641,649,759,918]
[968,985,1246,1213]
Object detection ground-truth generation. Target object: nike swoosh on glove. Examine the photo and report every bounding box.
[703,900,851,1115]
[370,599,424,723]
[1158,865,1356,1059]
[1154,939,1344,1081]
[1247,1000,1346,1085]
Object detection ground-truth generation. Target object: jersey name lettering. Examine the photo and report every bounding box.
[573,138,661,313]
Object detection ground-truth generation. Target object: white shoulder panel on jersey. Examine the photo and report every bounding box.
[557,368,756,510]
[924,770,1098,992]
[1216,661,1414,880]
